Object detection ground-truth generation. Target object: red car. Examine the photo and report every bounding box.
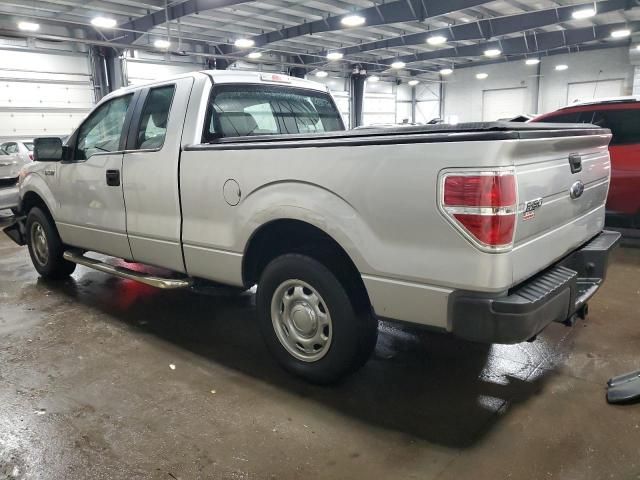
[532,97,640,228]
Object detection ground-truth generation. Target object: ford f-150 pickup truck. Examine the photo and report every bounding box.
[4,71,620,383]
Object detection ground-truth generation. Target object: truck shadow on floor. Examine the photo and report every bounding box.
[40,270,556,449]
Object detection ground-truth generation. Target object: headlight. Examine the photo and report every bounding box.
[18,166,28,186]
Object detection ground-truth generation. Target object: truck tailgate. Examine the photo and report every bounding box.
[509,130,612,285]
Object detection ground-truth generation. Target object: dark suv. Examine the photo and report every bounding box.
[532,97,640,228]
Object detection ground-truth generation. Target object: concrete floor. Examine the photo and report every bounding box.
[1,212,639,480]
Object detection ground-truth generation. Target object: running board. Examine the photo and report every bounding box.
[62,250,193,290]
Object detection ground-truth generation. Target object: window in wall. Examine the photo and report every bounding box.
[76,94,132,160]
[204,84,344,140]
[136,85,176,150]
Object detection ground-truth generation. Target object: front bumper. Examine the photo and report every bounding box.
[450,230,621,344]
[0,185,18,211]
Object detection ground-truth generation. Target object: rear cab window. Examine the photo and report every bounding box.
[203,84,344,141]
[536,104,640,146]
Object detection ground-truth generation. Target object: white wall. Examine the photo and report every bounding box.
[443,60,537,122]
[125,51,205,86]
[444,47,634,122]
[538,48,634,113]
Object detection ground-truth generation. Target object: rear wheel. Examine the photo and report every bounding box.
[257,254,377,384]
[26,207,76,279]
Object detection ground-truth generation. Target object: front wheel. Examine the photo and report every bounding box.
[26,207,76,279]
[256,254,377,384]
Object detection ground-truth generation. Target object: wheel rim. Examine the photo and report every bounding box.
[30,221,49,266]
[270,279,332,362]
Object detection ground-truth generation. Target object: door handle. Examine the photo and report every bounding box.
[106,169,120,186]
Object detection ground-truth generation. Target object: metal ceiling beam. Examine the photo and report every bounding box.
[333,0,632,57]
[251,0,495,48]
[420,41,631,75]
[379,21,640,66]
[117,0,254,44]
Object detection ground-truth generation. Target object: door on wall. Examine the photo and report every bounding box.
[482,87,527,121]
[567,79,624,105]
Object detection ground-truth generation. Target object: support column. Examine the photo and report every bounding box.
[350,69,366,129]
[289,67,306,79]
[90,47,124,101]
[630,38,640,95]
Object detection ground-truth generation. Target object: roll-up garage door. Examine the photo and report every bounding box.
[482,87,527,121]
[0,48,94,140]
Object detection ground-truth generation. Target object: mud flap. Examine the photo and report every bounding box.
[2,217,26,246]
[607,370,640,404]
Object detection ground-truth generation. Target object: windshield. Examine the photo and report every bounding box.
[204,84,344,141]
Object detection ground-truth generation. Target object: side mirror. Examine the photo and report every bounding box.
[33,137,63,162]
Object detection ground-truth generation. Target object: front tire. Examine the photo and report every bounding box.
[26,207,76,279]
[257,254,377,384]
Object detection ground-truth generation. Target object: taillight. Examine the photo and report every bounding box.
[28,152,34,161]
[440,171,517,251]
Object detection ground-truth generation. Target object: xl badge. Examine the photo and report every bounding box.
[523,198,543,221]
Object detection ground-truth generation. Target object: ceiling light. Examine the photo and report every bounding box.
[234,38,255,48]
[427,35,447,46]
[461,18,471,23]
[315,70,328,78]
[555,64,569,71]
[572,7,596,20]
[154,39,170,49]
[439,68,453,75]
[391,60,406,69]
[408,79,419,86]
[326,51,344,60]
[476,73,488,80]
[611,29,631,38]
[484,48,501,57]
[91,16,117,28]
[525,58,540,65]
[247,51,262,59]
[18,21,39,31]
[368,75,380,82]
[341,14,365,27]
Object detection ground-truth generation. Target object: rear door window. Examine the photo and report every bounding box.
[590,109,640,145]
[135,85,176,150]
[204,84,344,140]
[539,111,582,123]
[2,143,18,154]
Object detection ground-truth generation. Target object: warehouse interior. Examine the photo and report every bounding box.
[1,1,640,479]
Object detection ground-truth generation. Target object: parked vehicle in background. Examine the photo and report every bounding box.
[4,71,620,383]
[0,148,20,212]
[532,97,640,228]
[1,140,35,163]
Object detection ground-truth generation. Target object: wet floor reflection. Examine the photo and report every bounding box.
[28,264,559,448]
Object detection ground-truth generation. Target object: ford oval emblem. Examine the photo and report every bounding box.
[570,180,585,199]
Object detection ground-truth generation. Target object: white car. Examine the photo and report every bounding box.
[1,140,34,163]
[4,71,620,383]
[0,145,25,212]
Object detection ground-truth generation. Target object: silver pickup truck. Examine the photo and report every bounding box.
[4,71,620,383]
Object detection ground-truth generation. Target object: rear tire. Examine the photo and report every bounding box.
[26,207,76,279]
[256,254,377,384]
